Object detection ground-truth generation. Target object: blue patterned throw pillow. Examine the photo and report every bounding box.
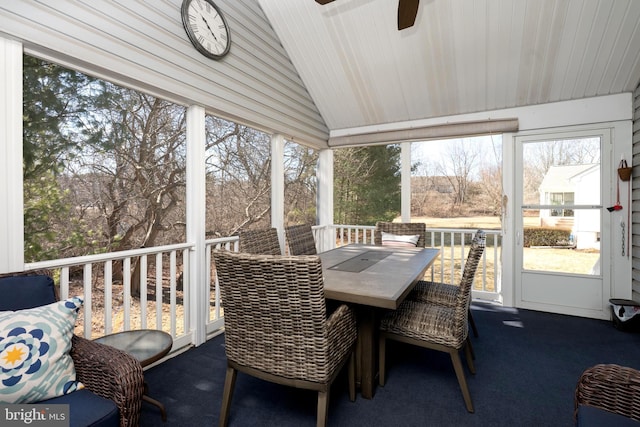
[0,297,85,403]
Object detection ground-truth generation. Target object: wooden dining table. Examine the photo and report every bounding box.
[319,244,440,399]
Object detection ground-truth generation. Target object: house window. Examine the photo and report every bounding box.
[548,192,574,217]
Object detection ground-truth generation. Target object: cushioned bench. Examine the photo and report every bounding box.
[0,272,144,427]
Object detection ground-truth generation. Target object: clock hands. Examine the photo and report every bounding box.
[201,15,219,42]
[200,14,228,54]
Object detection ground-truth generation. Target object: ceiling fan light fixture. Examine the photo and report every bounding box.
[315,0,420,31]
[398,0,419,30]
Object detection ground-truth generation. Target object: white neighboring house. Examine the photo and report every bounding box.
[538,164,600,250]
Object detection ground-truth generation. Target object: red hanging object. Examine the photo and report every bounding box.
[607,178,622,212]
[607,159,629,212]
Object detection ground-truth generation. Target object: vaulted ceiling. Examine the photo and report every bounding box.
[257,0,640,138]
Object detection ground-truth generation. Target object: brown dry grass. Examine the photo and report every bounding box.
[69,278,186,339]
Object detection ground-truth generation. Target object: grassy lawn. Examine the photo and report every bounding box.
[411,215,600,281]
[523,247,600,275]
[412,215,539,230]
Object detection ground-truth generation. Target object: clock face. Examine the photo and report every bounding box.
[181,0,231,60]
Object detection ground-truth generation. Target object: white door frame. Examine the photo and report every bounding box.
[502,121,632,320]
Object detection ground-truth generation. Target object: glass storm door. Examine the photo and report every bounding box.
[514,130,609,318]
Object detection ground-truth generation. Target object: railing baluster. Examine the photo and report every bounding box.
[60,267,69,300]
[461,231,467,286]
[182,248,189,335]
[426,231,435,282]
[439,231,445,283]
[140,255,147,329]
[83,264,92,338]
[449,231,455,283]
[170,250,177,337]
[155,252,163,329]
[123,257,131,331]
[491,237,497,293]
[483,243,489,292]
[104,261,113,334]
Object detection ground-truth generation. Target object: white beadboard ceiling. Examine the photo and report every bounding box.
[257,0,640,139]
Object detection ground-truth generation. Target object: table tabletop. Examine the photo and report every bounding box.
[94,329,173,367]
[319,243,440,399]
[320,244,440,309]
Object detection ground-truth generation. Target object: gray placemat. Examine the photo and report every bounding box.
[328,250,392,272]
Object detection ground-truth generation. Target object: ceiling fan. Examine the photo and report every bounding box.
[315,0,420,31]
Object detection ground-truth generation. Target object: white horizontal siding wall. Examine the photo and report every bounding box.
[632,83,640,300]
[0,0,328,148]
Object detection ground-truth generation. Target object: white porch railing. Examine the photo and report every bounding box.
[423,228,501,299]
[23,225,501,358]
[25,243,194,351]
[204,236,239,337]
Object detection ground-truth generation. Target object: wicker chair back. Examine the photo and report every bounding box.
[238,227,282,255]
[285,223,317,255]
[374,221,426,247]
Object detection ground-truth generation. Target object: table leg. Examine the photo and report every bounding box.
[356,306,377,399]
[143,382,167,422]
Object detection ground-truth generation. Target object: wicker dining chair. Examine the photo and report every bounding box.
[212,250,357,427]
[378,232,486,413]
[408,230,486,338]
[0,270,145,427]
[237,227,282,255]
[374,221,426,248]
[285,223,317,255]
[575,363,640,425]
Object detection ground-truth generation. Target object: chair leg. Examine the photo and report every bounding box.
[469,309,479,337]
[219,366,238,427]
[464,338,476,374]
[348,351,356,402]
[450,349,474,413]
[467,334,476,360]
[378,334,387,386]
[317,390,329,427]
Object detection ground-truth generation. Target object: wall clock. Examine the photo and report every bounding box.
[181,0,231,60]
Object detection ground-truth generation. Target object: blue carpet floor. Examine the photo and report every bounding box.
[139,302,640,426]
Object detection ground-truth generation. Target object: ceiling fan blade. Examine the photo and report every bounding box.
[398,0,419,30]
[315,0,336,4]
